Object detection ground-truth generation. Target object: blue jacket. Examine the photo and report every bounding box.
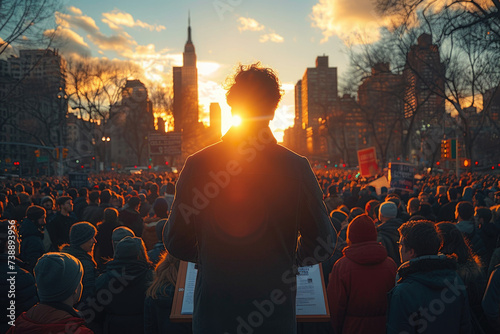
[387,255,472,334]
[164,126,337,334]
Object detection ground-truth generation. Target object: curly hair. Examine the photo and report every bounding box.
[225,63,283,120]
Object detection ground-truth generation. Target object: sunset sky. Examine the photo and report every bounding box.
[48,0,388,141]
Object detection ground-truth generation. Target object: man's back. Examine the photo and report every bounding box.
[164,126,336,334]
[387,255,471,334]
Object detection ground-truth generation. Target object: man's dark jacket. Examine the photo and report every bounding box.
[387,255,472,334]
[164,126,337,334]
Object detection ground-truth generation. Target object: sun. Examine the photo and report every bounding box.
[231,115,242,127]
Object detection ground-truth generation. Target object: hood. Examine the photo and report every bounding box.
[105,259,152,284]
[343,241,389,265]
[398,254,459,289]
[377,218,403,232]
[456,220,475,234]
[13,304,85,334]
[19,218,43,239]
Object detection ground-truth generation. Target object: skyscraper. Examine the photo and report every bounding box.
[173,14,199,134]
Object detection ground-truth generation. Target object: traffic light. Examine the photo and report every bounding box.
[34,149,40,157]
[62,148,68,159]
[441,139,451,159]
[463,159,470,167]
[55,148,60,159]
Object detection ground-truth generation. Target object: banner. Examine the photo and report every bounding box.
[388,163,416,191]
[357,147,379,177]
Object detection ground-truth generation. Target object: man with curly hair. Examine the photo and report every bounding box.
[164,63,337,334]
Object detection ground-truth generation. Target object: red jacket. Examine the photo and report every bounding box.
[7,304,93,334]
[327,241,397,334]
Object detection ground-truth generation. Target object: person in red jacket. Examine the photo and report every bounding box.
[7,252,93,334]
[327,214,397,334]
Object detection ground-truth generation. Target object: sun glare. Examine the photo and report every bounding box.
[231,115,242,127]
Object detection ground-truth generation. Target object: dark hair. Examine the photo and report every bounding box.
[456,201,474,221]
[448,187,459,201]
[348,207,364,222]
[128,196,141,209]
[103,207,119,224]
[225,63,283,119]
[475,207,492,225]
[100,189,112,204]
[408,197,420,213]
[436,222,477,265]
[89,190,100,203]
[67,188,77,200]
[398,220,442,257]
[78,188,88,197]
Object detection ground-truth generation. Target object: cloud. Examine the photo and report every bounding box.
[237,17,265,32]
[55,9,137,57]
[310,0,391,44]
[102,9,166,32]
[44,27,91,58]
[67,6,82,15]
[259,32,284,43]
[237,17,284,43]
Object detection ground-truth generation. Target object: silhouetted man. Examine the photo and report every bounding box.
[164,63,337,334]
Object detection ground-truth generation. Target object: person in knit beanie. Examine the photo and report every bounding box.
[6,252,92,334]
[61,222,98,303]
[328,214,397,334]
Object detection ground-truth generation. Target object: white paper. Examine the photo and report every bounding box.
[295,264,327,315]
[180,262,197,314]
[180,263,326,316]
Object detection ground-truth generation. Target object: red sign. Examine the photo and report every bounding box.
[357,147,379,177]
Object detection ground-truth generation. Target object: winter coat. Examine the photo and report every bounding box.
[438,200,459,222]
[164,125,337,334]
[19,218,45,271]
[0,255,38,333]
[46,212,77,250]
[81,203,101,225]
[61,245,97,303]
[376,218,403,267]
[119,209,143,237]
[327,241,397,334]
[324,195,343,213]
[6,303,93,334]
[144,284,192,334]
[73,197,88,221]
[483,265,500,332]
[95,259,153,334]
[387,255,472,334]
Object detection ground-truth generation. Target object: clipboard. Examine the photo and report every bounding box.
[170,261,330,322]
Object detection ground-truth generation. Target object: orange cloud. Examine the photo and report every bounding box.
[102,9,166,32]
[310,0,391,44]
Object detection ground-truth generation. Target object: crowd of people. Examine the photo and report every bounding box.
[0,169,500,333]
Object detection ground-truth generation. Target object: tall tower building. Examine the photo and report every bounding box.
[403,33,445,123]
[173,14,199,134]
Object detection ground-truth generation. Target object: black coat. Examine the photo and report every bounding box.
[19,218,45,271]
[95,259,153,334]
[164,126,337,334]
[377,218,403,267]
[144,284,192,334]
[61,245,97,303]
[73,197,89,221]
[46,212,77,250]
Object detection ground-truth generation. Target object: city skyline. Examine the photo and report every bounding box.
[21,0,388,141]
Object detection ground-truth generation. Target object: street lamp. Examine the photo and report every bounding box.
[101,136,110,171]
[57,88,68,176]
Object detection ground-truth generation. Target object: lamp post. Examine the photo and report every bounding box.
[57,88,68,176]
[101,136,110,171]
